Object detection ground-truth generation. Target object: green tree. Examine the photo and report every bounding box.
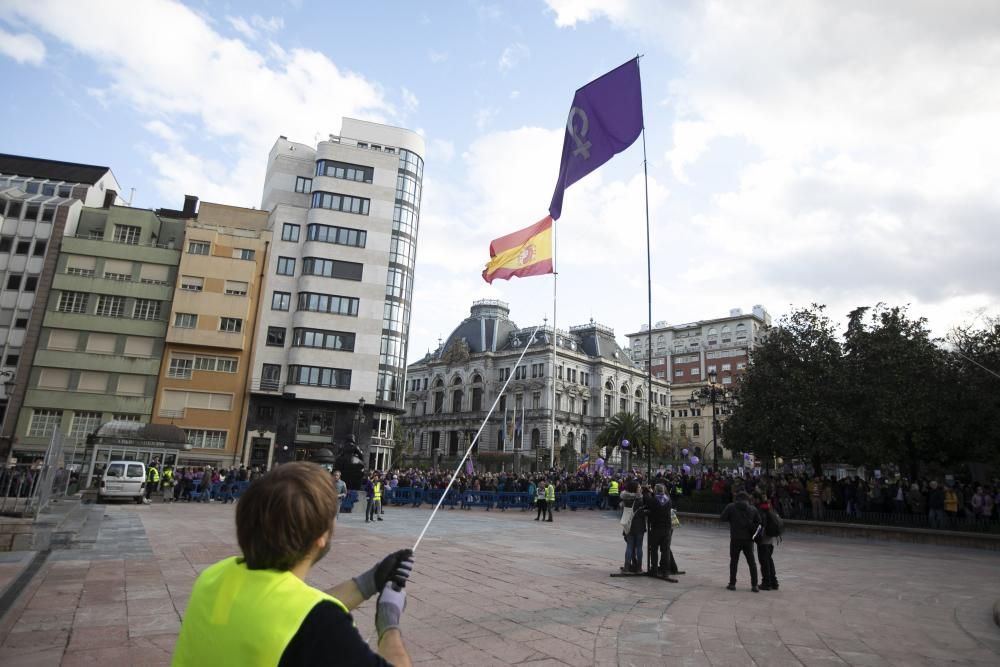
[725,305,849,476]
[844,305,948,477]
[596,412,659,464]
[947,315,1000,469]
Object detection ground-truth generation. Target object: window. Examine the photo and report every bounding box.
[224,280,248,296]
[271,291,291,311]
[0,237,10,252]
[292,328,355,351]
[47,329,78,350]
[57,291,89,313]
[174,312,197,328]
[691,368,701,376]
[15,240,31,255]
[4,353,18,366]
[14,317,28,329]
[24,205,39,222]
[6,275,21,290]
[707,365,717,374]
[722,376,733,385]
[306,223,367,248]
[287,365,352,389]
[261,364,281,390]
[232,248,255,261]
[86,333,115,353]
[266,326,286,346]
[123,337,153,357]
[113,414,141,423]
[301,257,363,281]
[722,363,731,372]
[139,264,169,285]
[296,292,359,316]
[180,275,203,291]
[675,369,684,377]
[69,412,102,438]
[37,368,69,389]
[310,191,370,215]
[185,429,226,450]
[296,409,335,435]
[113,224,141,245]
[315,160,374,183]
[257,405,274,420]
[192,356,238,373]
[168,356,193,379]
[24,276,37,292]
[32,240,46,256]
[28,409,62,438]
[220,317,243,333]
[188,241,210,255]
[276,257,295,275]
[132,299,161,321]
[96,295,126,317]
[295,176,313,193]
[281,223,300,242]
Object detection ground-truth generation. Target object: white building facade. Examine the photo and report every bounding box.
[248,120,424,470]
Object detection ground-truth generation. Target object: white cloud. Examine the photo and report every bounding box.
[474,107,498,129]
[498,42,529,72]
[427,138,455,163]
[2,0,392,207]
[251,15,284,33]
[428,49,448,63]
[401,87,419,114]
[0,27,45,65]
[226,14,283,41]
[143,119,179,142]
[509,90,520,100]
[226,15,257,40]
[543,0,1000,339]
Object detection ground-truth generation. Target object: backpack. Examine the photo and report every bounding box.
[765,508,784,537]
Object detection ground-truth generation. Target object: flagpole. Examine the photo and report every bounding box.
[638,55,654,480]
[550,221,558,470]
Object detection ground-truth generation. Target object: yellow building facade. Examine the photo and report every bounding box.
[151,202,270,466]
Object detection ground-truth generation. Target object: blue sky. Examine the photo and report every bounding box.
[2,0,999,362]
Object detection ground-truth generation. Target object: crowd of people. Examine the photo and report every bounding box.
[141,461,266,503]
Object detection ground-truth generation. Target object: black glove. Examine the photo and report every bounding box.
[354,549,414,599]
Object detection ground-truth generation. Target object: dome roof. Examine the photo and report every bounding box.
[440,299,519,356]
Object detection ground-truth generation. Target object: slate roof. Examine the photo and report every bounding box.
[0,153,111,185]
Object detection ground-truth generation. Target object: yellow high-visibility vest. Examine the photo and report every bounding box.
[172,557,348,667]
[148,467,160,483]
[545,484,555,502]
[609,481,619,496]
[374,482,383,501]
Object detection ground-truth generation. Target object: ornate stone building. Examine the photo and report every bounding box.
[399,300,670,471]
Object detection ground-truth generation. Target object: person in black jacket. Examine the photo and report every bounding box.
[720,490,761,592]
[643,484,678,582]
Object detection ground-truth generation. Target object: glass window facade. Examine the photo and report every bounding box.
[311,191,370,215]
[315,160,373,183]
[287,365,352,389]
[296,292,359,316]
[306,223,366,248]
[301,257,363,281]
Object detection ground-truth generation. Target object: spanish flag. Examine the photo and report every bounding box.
[482,216,554,284]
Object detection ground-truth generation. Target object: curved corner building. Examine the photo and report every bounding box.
[252,119,424,470]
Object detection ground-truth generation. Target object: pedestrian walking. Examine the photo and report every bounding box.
[721,491,761,592]
[754,493,781,591]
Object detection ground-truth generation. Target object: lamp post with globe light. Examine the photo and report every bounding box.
[688,369,738,472]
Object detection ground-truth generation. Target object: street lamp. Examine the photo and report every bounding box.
[354,397,366,466]
[0,370,15,462]
[689,369,735,472]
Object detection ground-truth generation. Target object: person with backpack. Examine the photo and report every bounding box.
[754,492,781,591]
[720,491,761,592]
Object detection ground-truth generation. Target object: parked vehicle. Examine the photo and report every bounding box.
[99,461,146,504]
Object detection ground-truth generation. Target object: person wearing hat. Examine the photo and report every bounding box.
[720,490,761,592]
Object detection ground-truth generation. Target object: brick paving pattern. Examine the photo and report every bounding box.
[0,501,997,665]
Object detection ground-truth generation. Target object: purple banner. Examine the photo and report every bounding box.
[549,58,644,220]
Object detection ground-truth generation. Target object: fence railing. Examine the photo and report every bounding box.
[1,431,68,517]
[673,498,1000,534]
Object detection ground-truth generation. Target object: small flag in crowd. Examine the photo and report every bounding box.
[577,454,590,471]
[549,58,644,221]
[482,215,554,284]
[465,458,474,475]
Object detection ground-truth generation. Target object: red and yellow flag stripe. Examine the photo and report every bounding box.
[482,216,554,284]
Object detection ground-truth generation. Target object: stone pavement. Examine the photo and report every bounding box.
[0,500,998,666]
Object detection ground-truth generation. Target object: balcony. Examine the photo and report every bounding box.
[250,378,284,394]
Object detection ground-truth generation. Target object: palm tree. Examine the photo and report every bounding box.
[596,412,655,462]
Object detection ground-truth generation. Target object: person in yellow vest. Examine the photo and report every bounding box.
[544,479,555,522]
[172,462,414,667]
[161,465,175,503]
[608,478,620,511]
[144,461,160,504]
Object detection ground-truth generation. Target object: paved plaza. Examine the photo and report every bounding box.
[0,501,998,666]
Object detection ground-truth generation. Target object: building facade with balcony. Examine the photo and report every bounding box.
[626,306,771,462]
[150,201,271,468]
[0,154,122,459]
[399,300,671,472]
[12,203,184,463]
[248,119,424,469]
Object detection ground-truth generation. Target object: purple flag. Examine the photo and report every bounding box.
[549,58,643,220]
[465,459,474,475]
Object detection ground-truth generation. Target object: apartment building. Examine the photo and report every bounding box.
[626,306,771,460]
[12,202,185,463]
[0,154,121,459]
[250,118,424,468]
[150,201,270,468]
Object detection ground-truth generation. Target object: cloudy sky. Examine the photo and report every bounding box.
[2,0,998,360]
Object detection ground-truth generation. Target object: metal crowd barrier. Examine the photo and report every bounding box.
[460,490,496,510]
[564,491,601,510]
[496,491,534,511]
[424,488,460,508]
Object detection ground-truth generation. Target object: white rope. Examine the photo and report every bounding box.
[412,324,542,552]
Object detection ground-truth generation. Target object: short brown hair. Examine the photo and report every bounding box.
[236,462,338,570]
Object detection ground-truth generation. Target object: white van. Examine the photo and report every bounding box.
[99,460,147,503]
